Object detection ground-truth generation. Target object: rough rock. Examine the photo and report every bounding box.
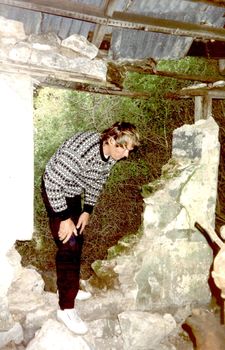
[61,34,98,59]
[0,16,26,41]
[0,322,23,349]
[0,16,107,82]
[118,311,176,350]
[26,319,92,350]
[91,117,219,313]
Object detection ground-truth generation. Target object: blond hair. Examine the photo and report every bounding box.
[101,122,140,148]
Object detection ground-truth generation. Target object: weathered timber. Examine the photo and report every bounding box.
[194,95,212,120]
[154,70,224,83]
[107,60,224,86]
[1,59,224,99]
[1,0,225,42]
[165,88,225,100]
[179,87,225,98]
[0,60,152,99]
[41,78,152,99]
[91,0,118,48]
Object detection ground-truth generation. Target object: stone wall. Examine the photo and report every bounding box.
[0,16,106,82]
[93,117,220,312]
[0,72,33,336]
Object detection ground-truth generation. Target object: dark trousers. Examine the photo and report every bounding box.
[41,182,83,309]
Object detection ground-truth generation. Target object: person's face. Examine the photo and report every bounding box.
[108,137,134,161]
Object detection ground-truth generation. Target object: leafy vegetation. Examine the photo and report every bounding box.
[16,57,225,279]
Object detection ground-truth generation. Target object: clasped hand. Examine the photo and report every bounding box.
[58,212,90,244]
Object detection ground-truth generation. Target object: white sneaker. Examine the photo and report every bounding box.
[76,289,92,301]
[57,308,88,335]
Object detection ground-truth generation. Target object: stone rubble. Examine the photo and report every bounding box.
[1,260,180,350]
[0,16,107,82]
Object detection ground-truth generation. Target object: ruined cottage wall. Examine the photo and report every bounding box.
[0,73,34,244]
[111,117,220,311]
[0,15,107,333]
[0,75,34,243]
[0,72,33,332]
[90,118,220,313]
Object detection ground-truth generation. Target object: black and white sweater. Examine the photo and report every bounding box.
[43,131,116,219]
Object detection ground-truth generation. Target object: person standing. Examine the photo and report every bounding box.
[41,121,140,334]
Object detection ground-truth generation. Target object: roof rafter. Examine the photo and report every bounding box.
[1,0,225,42]
[91,0,118,48]
[107,60,225,87]
[179,86,225,98]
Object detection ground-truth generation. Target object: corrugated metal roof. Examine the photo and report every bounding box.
[111,0,225,59]
[0,0,224,60]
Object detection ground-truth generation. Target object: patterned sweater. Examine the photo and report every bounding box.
[43,131,116,219]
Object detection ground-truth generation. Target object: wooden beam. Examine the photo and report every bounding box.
[1,0,225,42]
[42,79,152,99]
[155,70,224,83]
[91,0,118,48]
[91,0,110,48]
[194,95,212,121]
[107,60,225,86]
[91,24,107,48]
[179,87,225,98]
[0,59,152,99]
[1,58,224,100]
